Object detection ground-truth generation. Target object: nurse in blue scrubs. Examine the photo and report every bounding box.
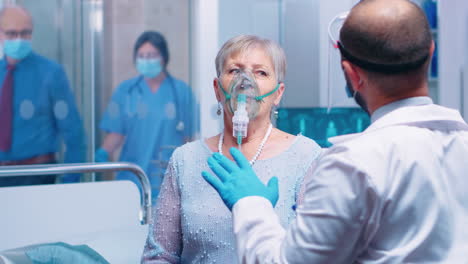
[96,31,199,202]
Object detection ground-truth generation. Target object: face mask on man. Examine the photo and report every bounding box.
[3,39,32,60]
[344,72,369,114]
[136,58,163,79]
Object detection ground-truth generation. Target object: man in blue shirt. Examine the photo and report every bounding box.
[0,5,85,186]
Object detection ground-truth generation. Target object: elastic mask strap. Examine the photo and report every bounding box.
[218,80,235,113]
[218,81,231,100]
[337,41,429,74]
[255,83,280,101]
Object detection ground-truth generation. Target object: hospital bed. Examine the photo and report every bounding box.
[0,162,152,263]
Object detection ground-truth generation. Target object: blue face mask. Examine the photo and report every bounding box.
[136,58,163,78]
[345,84,354,98]
[3,39,32,60]
[345,81,369,114]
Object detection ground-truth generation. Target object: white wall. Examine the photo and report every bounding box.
[318,0,359,108]
[191,0,220,138]
[464,13,468,118]
[438,0,468,118]
[281,0,320,107]
[218,0,280,46]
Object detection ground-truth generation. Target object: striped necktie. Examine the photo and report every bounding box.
[0,64,15,151]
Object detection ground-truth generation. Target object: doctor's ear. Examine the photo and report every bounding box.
[342,61,364,91]
[429,40,435,59]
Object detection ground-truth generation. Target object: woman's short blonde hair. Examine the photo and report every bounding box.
[215,35,287,83]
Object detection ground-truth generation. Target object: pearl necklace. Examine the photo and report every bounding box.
[218,124,273,166]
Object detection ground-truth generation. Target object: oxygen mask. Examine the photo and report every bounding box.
[226,70,261,119]
[218,70,280,148]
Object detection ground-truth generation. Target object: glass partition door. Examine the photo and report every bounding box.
[8,0,195,189]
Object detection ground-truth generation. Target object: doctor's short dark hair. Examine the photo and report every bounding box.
[133,31,170,66]
[339,0,433,96]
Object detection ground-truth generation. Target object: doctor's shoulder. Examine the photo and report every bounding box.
[324,126,408,165]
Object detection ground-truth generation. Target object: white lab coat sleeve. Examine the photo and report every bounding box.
[233,196,287,264]
[233,151,378,264]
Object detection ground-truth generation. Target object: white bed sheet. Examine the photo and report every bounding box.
[0,180,149,263]
[0,224,149,264]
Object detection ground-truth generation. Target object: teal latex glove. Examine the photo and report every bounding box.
[95,148,109,162]
[25,242,110,264]
[202,147,279,210]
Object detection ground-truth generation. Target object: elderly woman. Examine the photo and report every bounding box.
[142,35,321,263]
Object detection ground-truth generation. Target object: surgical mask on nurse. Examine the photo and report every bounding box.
[136,58,163,79]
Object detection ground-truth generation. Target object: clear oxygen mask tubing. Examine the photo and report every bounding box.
[327,11,350,113]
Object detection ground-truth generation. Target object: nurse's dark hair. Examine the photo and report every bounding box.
[340,0,432,95]
[133,31,169,66]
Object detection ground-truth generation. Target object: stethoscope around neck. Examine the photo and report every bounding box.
[126,74,185,132]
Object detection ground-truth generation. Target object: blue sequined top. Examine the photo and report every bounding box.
[142,135,321,263]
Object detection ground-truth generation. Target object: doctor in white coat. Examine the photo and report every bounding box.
[202,0,468,263]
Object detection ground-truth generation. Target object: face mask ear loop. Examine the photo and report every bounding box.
[255,83,280,102]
